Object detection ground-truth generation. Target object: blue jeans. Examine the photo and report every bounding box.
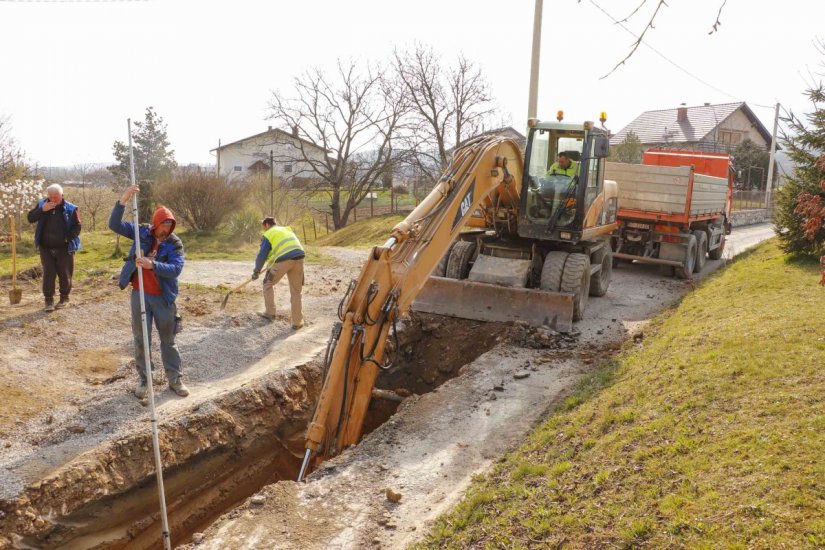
[130,290,182,383]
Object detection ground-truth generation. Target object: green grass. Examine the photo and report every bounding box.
[416,240,825,549]
[0,227,331,279]
[315,213,406,248]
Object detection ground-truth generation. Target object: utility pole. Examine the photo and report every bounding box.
[527,0,543,126]
[765,102,780,210]
[269,150,274,216]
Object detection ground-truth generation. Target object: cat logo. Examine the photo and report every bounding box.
[451,179,475,231]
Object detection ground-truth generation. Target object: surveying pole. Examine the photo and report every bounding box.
[128,119,173,550]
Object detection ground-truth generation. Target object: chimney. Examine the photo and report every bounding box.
[292,125,299,138]
[677,103,688,123]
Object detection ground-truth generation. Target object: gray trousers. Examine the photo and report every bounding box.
[130,290,182,383]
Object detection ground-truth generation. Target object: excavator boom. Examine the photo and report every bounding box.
[300,137,536,475]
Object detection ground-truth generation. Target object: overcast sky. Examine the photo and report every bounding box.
[1,0,822,167]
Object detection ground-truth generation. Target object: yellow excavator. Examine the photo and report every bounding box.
[297,120,618,480]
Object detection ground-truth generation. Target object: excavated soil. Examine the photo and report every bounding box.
[0,225,774,549]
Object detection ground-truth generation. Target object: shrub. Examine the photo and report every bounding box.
[156,170,247,231]
[227,208,262,243]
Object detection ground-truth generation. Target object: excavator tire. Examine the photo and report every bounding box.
[445,241,476,280]
[540,251,569,292]
[560,253,590,322]
[692,230,708,273]
[435,242,457,277]
[590,247,612,297]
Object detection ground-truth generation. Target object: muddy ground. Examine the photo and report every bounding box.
[0,224,773,549]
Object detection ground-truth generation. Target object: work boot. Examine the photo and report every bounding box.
[44,298,55,312]
[169,379,190,397]
[134,379,148,399]
[55,296,70,309]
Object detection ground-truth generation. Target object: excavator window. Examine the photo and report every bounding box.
[526,130,582,227]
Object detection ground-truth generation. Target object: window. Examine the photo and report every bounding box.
[284,164,293,174]
[718,130,742,145]
[233,165,242,172]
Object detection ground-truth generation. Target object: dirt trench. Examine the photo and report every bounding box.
[0,314,506,549]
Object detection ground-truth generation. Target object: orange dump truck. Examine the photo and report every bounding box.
[605,150,734,279]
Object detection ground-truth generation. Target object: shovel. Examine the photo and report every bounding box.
[9,216,22,305]
[220,276,256,311]
[219,258,277,311]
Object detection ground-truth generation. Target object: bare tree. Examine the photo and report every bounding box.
[267,59,408,229]
[0,115,28,183]
[393,44,496,183]
[79,168,115,231]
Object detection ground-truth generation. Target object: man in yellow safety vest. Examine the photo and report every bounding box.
[545,151,579,177]
[252,217,305,329]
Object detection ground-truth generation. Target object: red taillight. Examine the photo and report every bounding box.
[655,224,679,233]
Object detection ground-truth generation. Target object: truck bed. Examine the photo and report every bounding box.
[605,162,728,219]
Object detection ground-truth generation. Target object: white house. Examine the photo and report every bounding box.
[610,102,774,153]
[211,126,327,181]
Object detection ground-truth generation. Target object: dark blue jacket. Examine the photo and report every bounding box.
[108,202,184,305]
[28,199,82,253]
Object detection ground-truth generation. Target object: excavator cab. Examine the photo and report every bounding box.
[519,122,614,241]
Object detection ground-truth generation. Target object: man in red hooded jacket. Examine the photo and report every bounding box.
[109,184,188,400]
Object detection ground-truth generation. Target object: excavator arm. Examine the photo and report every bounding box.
[298,136,523,479]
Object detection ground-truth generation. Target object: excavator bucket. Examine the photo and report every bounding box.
[412,276,574,333]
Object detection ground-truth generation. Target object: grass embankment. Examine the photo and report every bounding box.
[419,241,825,549]
[315,213,405,248]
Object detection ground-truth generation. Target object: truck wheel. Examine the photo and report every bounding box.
[692,230,708,273]
[540,251,569,292]
[445,241,476,280]
[708,234,725,260]
[435,242,457,277]
[560,253,591,322]
[590,248,612,297]
[675,235,697,280]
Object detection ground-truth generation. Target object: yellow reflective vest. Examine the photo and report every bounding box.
[545,160,579,177]
[263,225,304,263]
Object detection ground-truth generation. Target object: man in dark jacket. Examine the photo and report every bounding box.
[109,184,188,399]
[27,183,82,311]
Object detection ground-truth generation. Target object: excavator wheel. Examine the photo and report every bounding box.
[540,251,569,292]
[589,246,612,297]
[445,241,476,280]
[560,253,591,322]
[435,242,458,277]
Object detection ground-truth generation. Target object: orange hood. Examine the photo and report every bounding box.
[151,206,176,234]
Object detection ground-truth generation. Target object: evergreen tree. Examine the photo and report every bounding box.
[774,80,825,259]
[109,107,177,221]
[731,138,773,190]
[610,130,644,164]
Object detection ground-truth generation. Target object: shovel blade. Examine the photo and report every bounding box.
[412,276,574,332]
[8,288,22,305]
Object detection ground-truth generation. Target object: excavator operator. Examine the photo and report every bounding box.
[545,151,579,177]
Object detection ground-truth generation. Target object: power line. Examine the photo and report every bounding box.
[589,0,741,101]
